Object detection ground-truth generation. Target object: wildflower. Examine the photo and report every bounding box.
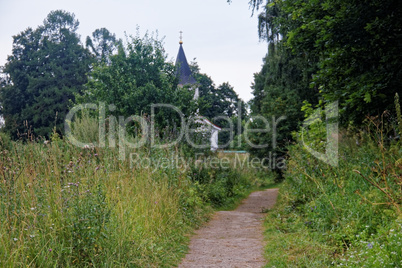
[30,207,36,211]
[13,238,18,241]
[367,242,373,249]
[49,249,52,252]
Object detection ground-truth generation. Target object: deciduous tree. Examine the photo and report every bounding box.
[0,10,92,138]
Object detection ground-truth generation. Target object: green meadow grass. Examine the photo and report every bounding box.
[263,116,402,267]
[0,123,271,267]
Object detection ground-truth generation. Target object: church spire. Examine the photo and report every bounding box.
[175,31,196,86]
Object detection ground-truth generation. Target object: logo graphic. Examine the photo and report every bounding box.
[301,101,339,167]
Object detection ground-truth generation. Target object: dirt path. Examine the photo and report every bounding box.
[179,188,279,268]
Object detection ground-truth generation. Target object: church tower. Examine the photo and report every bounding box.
[175,32,221,151]
[175,33,199,100]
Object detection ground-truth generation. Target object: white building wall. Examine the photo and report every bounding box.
[210,128,219,151]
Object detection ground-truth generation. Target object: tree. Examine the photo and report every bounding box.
[78,33,197,133]
[234,0,319,167]
[238,0,402,169]
[86,28,120,64]
[0,10,92,138]
[247,0,402,124]
[189,62,246,147]
[248,41,318,164]
[189,63,243,119]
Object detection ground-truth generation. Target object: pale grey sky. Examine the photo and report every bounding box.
[0,0,267,101]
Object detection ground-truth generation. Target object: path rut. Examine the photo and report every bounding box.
[179,188,279,268]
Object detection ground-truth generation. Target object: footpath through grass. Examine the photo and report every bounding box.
[0,131,273,267]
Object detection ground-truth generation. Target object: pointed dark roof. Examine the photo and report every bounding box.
[175,43,197,85]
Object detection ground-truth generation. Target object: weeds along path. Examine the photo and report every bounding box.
[179,188,279,268]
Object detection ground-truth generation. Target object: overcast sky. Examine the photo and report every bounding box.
[0,0,267,102]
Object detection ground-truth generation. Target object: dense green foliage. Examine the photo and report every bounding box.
[0,11,92,138]
[249,0,402,124]
[241,0,402,164]
[282,0,402,124]
[264,112,402,266]
[248,42,317,161]
[77,32,198,132]
[243,2,318,163]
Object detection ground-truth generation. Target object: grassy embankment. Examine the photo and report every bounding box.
[263,109,402,267]
[0,116,273,267]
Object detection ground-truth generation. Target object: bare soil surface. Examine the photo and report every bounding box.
[179,188,279,268]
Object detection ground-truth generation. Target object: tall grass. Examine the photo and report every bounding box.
[263,102,402,267]
[0,113,269,267]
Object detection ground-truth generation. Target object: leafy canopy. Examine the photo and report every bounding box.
[0,10,92,138]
